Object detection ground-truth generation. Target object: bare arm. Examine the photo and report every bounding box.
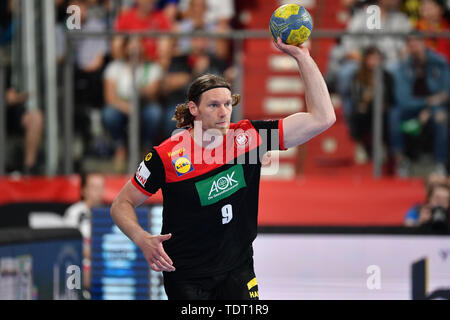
[274,38,336,149]
[111,181,175,272]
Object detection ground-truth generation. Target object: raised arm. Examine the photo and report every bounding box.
[274,38,336,149]
[111,181,175,272]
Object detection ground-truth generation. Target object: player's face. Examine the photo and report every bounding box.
[193,88,233,135]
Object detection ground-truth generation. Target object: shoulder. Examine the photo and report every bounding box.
[427,49,448,67]
[392,12,411,25]
[231,119,255,131]
[85,17,106,31]
[104,60,124,79]
[154,129,191,158]
[147,61,163,75]
[150,10,172,29]
[347,9,367,30]
[230,119,281,133]
[392,59,410,77]
[115,8,137,28]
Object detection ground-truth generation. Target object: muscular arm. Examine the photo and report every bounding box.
[110,180,149,244]
[274,38,336,149]
[111,181,175,272]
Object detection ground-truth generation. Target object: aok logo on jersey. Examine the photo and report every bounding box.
[195,165,246,206]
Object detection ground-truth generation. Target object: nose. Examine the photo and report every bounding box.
[218,104,229,117]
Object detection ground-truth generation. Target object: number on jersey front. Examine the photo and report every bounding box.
[221,204,233,224]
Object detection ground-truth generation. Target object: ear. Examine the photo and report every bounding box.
[188,101,199,117]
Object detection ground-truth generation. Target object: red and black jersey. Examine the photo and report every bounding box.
[132,119,286,279]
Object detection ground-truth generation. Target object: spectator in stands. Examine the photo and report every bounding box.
[178,0,234,60]
[415,183,450,233]
[64,172,105,298]
[328,0,412,123]
[0,1,13,47]
[2,2,43,175]
[102,36,163,172]
[72,0,109,153]
[6,74,44,175]
[157,0,180,22]
[174,0,209,56]
[389,31,449,177]
[114,0,173,69]
[159,28,235,138]
[415,0,449,61]
[348,46,394,162]
[404,172,447,226]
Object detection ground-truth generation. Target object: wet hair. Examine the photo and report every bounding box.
[172,74,241,128]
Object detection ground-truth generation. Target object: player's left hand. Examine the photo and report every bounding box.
[273,37,310,59]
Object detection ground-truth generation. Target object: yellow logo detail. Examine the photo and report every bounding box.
[287,25,311,45]
[168,147,185,158]
[145,152,153,161]
[174,157,192,174]
[247,277,258,290]
[274,4,300,19]
[249,291,259,299]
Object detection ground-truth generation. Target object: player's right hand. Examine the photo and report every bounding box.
[137,232,175,272]
[274,37,310,59]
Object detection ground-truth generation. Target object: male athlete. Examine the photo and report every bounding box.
[110,38,336,299]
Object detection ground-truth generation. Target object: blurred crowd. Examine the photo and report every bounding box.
[1,1,448,296]
[1,0,236,174]
[403,171,450,232]
[0,0,449,177]
[59,0,237,172]
[327,0,449,177]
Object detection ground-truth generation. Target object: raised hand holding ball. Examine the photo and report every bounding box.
[269,4,313,46]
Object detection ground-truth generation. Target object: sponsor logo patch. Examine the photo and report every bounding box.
[145,152,153,161]
[167,147,185,158]
[172,155,194,176]
[136,161,151,187]
[195,165,246,206]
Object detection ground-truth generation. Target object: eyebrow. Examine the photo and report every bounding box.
[207,99,232,104]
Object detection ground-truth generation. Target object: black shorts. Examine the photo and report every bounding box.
[163,257,259,300]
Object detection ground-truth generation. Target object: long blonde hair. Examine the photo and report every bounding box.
[172,74,241,128]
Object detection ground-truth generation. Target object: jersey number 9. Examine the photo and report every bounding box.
[221,204,233,224]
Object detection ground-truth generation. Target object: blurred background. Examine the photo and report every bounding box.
[0,0,449,300]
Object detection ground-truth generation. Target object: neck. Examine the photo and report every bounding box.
[190,126,227,149]
[137,7,151,18]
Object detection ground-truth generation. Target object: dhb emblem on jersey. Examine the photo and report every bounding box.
[235,132,249,147]
[173,155,194,176]
[136,161,151,187]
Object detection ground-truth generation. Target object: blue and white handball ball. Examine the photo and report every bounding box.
[269,4,314,46]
